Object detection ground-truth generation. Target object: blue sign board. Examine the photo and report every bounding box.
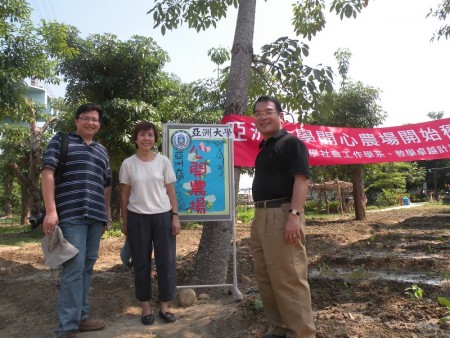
[163,124,234,222]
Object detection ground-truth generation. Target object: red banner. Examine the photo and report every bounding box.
[221,115,450,167]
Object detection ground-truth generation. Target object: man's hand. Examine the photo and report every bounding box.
[42,211,58,236]
[284,214,304,245]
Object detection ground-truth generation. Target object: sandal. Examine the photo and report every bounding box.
[141,313,155,325]
[159,310,176,323]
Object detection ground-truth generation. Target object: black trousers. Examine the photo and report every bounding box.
[127,210,177,302]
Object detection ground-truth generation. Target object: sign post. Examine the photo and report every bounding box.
[163,123,242,300]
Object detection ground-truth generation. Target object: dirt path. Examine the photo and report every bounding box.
[1,204,449,337]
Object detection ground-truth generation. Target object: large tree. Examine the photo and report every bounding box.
[58,33,170,106]
[147,0,365,287]
[1,0,76,225]
[55,32,226,217]
[312,80,387,219]
[0,0,75,119]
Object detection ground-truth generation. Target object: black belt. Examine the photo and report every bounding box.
[254,197,290,208]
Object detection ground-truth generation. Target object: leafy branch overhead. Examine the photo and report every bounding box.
[253,37,333,121]
[147,0,339,118]
[148,0,239,34]
[292,0,367,40]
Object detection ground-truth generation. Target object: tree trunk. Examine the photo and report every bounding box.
[192,0,256,285]
[20,185,28,225]
[12,106,55,226]
[28,118,43,223]
[111,170,120,221]
[3,180,13,216]
[351,165,366,220]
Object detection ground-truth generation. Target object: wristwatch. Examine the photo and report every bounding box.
[172,211,179,216]
[288,208,301,216]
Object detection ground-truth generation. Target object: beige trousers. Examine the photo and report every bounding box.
[250,203,316,338]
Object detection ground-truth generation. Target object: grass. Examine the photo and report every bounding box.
[2,202,447,246]
[0,219,125,247]
[0,223,42,246]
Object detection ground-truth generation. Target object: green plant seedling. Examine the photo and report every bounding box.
[404,284,423,299]
[254,295,263,310]
[350,264,368,278]
[437,297,450,323]
[317,262,330,275]
[439,270,450,282]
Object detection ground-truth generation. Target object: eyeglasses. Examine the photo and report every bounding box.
[78,116,100,123]
[253,110,277,119]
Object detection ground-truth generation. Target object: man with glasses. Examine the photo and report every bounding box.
[41,103,112,338]
[251,96,316,338]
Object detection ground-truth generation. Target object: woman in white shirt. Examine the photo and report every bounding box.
[119,121,180,325]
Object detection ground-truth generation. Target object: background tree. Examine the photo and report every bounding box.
[0,0,75,120]
[58,33,170,106]
[0,126,30,218]
[364,162,425,207]
[208,47,230,80]
[427,111,445,120]
[418,112,450,198]
[312,80,386,219]
[427,0,450,41]
[1,0,76,225]
[54,32,173,216]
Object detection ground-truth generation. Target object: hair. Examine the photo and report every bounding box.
[253,95,283,114]
[75,103,103,120]
[132,121,159,147]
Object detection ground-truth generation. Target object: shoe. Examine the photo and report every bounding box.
[78,318,105,331]
[141,313,155,325]
[159,310,176,323]
[57,332,77,338]
[262,333,285,338]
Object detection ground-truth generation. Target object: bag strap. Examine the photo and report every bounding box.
[54,132,69,185]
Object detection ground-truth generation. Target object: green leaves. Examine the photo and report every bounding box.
[292,0,366,40]
[405,284,423,300]
[0,0,72,120]
[148,0,238,35]
[437,297,450,323]
[330,0,365,20]
[254,36,334,121]
[426,0,450,41]
[57,33,170,105]
[292,0,327,41]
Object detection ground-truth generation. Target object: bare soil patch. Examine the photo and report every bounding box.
[1,204,449,337]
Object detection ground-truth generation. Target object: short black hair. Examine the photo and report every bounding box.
[75,103,103,120]
[253,96,283,114]
[132,121,159,147]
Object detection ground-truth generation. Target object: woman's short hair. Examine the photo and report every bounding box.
[132,121,159,145]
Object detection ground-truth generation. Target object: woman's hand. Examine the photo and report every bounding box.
[172,215,181,236]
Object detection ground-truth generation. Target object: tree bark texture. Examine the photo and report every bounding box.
[111,170,120,220]
[12,110,56,226]
[3,180,13,216]
[351,165,366,220]
[192,0,256,285]
[224,0,256,117]
[29,119,43,212]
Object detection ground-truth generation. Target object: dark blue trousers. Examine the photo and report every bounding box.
[127,210,177,302]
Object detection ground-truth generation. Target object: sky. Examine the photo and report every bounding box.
[29,0,450,190]
[30,0,450,129]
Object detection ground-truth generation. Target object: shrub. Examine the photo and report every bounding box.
[237,206,254,223]
[374,189,400,207]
